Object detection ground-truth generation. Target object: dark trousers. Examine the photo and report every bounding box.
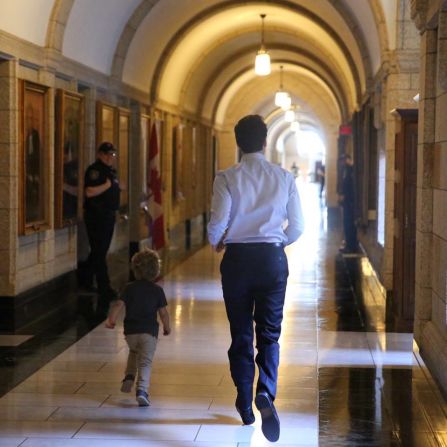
[220,243,288,408]
[342,205,357,250]
[81,212,115,296]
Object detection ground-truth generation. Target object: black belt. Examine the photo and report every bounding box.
[226,242,283,248]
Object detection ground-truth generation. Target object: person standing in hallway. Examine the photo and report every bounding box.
[338,153,358,253]
[78,142,121,302]
[317,164,325,198]
[207,115,305,442]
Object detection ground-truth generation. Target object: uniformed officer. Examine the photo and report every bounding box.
[79,142,120,301]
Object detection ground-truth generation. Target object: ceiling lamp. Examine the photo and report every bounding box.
[275,65,289,107]
[281,94,292,111]
[285,108,295,122]
[254,14,271,76]
[290,121,300,132]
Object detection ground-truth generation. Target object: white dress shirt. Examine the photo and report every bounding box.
[207,152,304,247]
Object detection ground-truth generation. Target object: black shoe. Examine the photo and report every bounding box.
[236,405,255,425]
[255,391,280,442]
[78,284,97,294]
[136,389,150,407]
[120,374,135,393]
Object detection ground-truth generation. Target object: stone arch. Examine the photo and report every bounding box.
[110,0,163,80]
[212,65,341,127]
[328,0,375,89]
[45,0,75,51]
[189,45,350,123]
[368,0,391,54]
[148,0,369,107]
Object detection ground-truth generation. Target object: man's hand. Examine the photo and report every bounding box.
[163,326,171,336]
[215,240,225,252]
[105,318,115,329]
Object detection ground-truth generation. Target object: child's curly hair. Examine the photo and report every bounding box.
[131,248,161,281]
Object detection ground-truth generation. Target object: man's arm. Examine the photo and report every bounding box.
[85,178,112,198]
[207,173,231,249]
[285,176,305,245]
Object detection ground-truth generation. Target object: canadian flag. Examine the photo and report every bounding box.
[148,123,165,250]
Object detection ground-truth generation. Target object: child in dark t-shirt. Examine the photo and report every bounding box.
[105,248,171,406]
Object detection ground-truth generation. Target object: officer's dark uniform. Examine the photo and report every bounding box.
[81,151,120,299]
[341,162,358,252]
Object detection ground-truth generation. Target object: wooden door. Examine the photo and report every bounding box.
[393,109,418,332]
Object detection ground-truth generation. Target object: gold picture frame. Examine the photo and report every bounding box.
[172,124,184,202]
[118,108,130,212]
[19,81,49,235]
[54,89,84,228]
[96,101,116,147]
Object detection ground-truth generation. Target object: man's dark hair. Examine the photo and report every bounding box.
[234,115,267,153]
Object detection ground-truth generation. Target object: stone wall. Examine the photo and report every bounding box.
[0,31,214,300]
[360,0,420,290]
[413,1,447,393]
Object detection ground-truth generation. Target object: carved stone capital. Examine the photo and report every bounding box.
[411,0,428,31]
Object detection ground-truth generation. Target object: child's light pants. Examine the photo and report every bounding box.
[125,333,157,392]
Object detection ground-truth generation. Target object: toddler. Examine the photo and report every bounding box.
[106,248,170,406]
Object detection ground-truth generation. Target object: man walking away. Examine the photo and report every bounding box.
[208,115,305,442]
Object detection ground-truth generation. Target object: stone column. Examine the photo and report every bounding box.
[0,59,18,295]
[129,101,144,245]
[414,27,436,341]
[326,129,339,208]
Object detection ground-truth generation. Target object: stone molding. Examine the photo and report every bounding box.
[411,0,429,31]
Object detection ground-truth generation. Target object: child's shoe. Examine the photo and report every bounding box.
[136,389,150,406]
[120,374,135,393]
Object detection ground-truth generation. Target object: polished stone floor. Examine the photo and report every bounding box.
[0,184,446,446]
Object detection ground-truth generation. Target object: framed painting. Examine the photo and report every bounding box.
[172,124,184,202]
[96,101,116,147]
[54,89,84,228]
[19,81,49,234]
[191,126,197,189]
[118,108,130,212]
[141,114,150,197]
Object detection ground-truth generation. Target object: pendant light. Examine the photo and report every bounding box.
[285,107,295,122]
[281,94,292,111]
[275,65,289,108]
[254,14,271,76]
[290,121,300,132]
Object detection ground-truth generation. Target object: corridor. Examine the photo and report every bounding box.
[0,185,446,446]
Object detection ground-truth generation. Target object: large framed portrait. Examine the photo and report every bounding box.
[54,90,84,228]
[141,114,150,196]
[191,126,197,189]
[96,101,116,146]
[118,108,130,212]
[19,81,49,234]
[172,124,184,202]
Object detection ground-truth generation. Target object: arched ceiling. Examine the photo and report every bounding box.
[0,0,393,135]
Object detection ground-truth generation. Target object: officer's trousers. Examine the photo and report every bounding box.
[83,211,116,297]
[220,243,288,409]
[342,204,357,251]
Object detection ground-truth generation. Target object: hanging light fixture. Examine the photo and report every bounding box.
[275,65,289,107]
[290,120,300,132]
[285,107,295,122]
[254,14,271,76]
[281,94,292,111]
